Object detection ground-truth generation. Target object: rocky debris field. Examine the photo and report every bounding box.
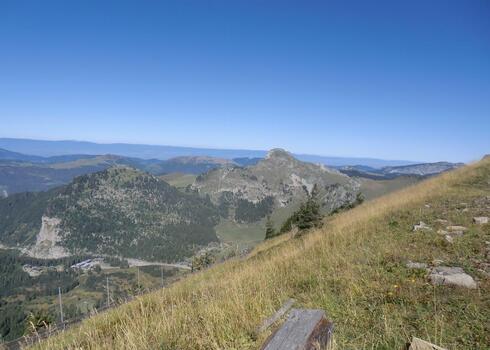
[405,195,490,289]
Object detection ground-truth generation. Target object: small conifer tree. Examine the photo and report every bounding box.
[265,216,275,239]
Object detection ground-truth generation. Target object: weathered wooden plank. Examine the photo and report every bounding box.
[408,337,447,350]
[257,298,296,334]
[261,309,333,350]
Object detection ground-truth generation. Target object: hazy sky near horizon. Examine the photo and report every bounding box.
[0,1,489,162]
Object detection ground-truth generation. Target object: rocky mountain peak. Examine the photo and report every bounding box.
[265,148,295,161]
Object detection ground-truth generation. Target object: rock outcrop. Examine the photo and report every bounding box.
[428,266,477,289]
[473,216,489,225]
[27,216,69,259]
[413,222,431,231]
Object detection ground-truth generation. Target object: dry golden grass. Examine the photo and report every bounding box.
[31,159,490,349]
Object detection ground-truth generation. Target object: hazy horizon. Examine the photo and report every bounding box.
[0,137,429,168]
[0,135,485,164]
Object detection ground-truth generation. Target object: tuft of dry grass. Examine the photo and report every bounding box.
[31,159,490,349]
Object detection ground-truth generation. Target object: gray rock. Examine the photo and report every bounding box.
[435,219,448,224]
[406,261,428,269]
[473,217,489,225]
[409,337,447,350]
[413,221,431,231]
[440,228,463,241]
[429,266,477,289]
[444,235,454,243]
[446,225,467,232]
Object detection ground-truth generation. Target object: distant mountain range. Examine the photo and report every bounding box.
[0,138,418,168]
[0,148,253,195]
[0,150,359,261]
[0,150,361,262]
[0,145,466,264]
[0,146,464,197]
[338,162,464,179]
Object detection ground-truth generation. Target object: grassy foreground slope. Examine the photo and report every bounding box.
[34,159,490,349]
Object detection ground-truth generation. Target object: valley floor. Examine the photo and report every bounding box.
[31,159,490,349]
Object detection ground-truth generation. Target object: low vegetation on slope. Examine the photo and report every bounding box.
[33,159,490,349]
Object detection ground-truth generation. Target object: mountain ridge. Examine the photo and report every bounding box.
[0,151,246,195]
[338,161,464,179]
[0,166,220,261]
[192,148,360,224]
[0,138,420,168]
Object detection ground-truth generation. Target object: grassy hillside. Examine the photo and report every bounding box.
[359,176,421,200]
[32,159,490,349]
[159,173,197,189]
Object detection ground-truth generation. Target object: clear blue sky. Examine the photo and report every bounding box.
[0,0,489,162]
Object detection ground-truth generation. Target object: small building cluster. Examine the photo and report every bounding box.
[70,258,104,271]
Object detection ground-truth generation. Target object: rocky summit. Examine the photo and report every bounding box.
[192,149,360,223]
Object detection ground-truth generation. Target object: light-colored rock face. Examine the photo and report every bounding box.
[438,228,463,243]
[413,222,431,231]
[446,225,468,232]
[429,266,477,289]
[409,337,447,350]
[473,217,489,225]
[192,148,360,212]
[26,216,69,259]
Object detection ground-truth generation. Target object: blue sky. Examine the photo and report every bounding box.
[0,0,489,162]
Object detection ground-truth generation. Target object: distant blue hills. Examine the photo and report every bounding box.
[0,138,417,168]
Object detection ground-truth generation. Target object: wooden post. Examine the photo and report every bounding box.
[58,287,64,326]
[161,265,164,288]
[261,309,333,350]
[257,299,295,334]
[106,277,110,308]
